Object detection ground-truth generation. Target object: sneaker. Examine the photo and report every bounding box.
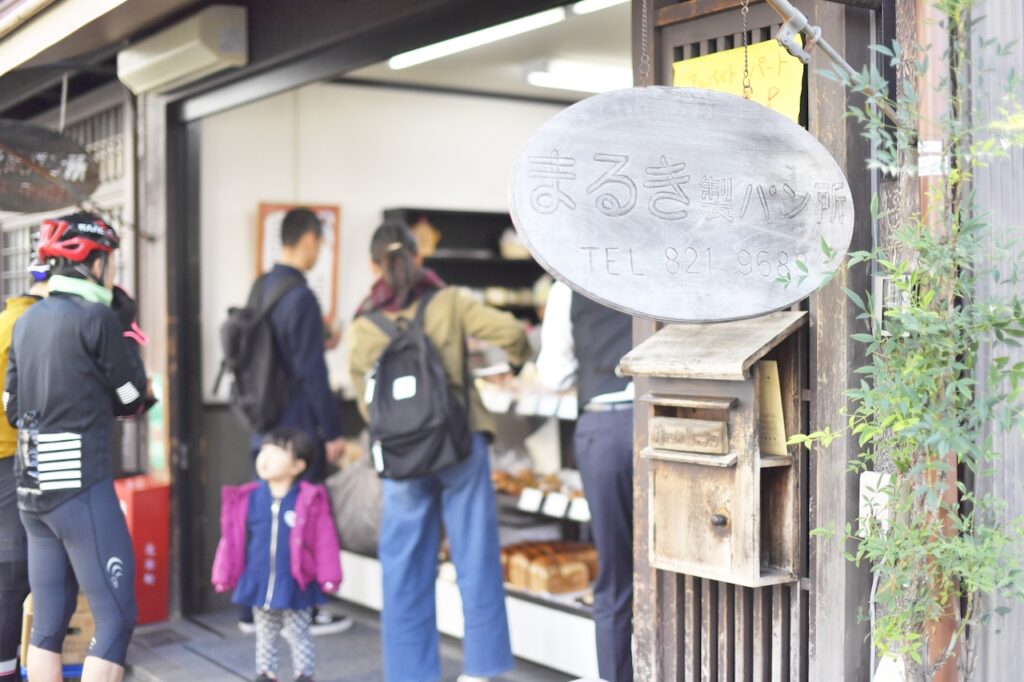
[238,620,256,635]
[309,610,354,636]
[457,676,489,682]
[254,674,276,682]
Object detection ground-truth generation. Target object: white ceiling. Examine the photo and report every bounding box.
[346,3,631,102]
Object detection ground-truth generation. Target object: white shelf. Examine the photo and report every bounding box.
[500,489,592,523]
[334,550,599,678]
[478,386,578,420]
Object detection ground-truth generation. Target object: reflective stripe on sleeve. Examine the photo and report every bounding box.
[116,382,141,405]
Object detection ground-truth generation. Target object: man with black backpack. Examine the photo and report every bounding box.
[226,208,350,636]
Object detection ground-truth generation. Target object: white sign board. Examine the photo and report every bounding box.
[509,87,855,322]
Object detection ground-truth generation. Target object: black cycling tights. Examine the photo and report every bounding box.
[20,479,136,666]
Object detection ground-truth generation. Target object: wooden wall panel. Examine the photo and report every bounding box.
[632,1,832,679]
[972,3,1024,681]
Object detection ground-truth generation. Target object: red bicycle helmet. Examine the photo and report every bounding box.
[37,212,119,264]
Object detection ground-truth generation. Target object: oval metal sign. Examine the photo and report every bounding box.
[510,86,854,322]
[0,119,99,213]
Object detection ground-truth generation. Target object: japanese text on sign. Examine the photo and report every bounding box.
[509,87,855,322]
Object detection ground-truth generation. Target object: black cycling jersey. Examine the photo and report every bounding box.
[2,291,147,514]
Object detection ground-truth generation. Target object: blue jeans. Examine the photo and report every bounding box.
[380,434,513,682]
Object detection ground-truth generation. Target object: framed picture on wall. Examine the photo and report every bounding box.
[256,203,341,323]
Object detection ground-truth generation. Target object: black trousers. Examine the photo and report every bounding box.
[0,457,29,675]
[575,409,634,682]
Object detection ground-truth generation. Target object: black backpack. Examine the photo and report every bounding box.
[365,289,472,479]
[214,273,302,432]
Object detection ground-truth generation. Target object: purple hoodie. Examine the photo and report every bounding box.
[212,481,342,594]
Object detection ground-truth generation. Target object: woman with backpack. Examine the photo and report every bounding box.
[348,222,530,682]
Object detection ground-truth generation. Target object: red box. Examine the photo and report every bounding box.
[114,475,170,625]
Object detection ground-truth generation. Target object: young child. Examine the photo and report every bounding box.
[213,428,342,682]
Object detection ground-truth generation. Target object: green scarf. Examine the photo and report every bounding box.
[48,275,113,307]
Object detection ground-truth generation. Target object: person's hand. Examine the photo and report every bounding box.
[325,437,346,464]
[483,371,515,387]
[142,382,158,412]
[324,327,342,351]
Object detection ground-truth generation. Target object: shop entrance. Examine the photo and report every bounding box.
[167,2,629,678]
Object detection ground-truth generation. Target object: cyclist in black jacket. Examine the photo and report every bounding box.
[2,212,147,682]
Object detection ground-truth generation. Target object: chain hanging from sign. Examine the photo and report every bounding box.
[509,86,855,323]
[638,0,651,87]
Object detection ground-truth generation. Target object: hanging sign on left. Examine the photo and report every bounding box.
[0,119,99,213]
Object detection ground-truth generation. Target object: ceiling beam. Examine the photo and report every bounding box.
[174,0,569,121]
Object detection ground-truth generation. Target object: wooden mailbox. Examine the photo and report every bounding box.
[619,310,806,588]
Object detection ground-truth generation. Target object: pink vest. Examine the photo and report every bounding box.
[211,481,342,593]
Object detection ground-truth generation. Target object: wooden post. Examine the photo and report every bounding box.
[915,0,959,679]
[807,1,873,680]
[136,92,177,611]
[633,317,660,680]
[631,1,660,677]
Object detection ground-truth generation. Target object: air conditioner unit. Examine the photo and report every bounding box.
[117,5,247,95]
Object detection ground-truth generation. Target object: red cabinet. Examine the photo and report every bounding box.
[114,475,170,624]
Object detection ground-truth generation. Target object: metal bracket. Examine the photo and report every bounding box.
[777,17,819,64]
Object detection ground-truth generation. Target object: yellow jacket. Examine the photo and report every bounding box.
[0,295,40,457]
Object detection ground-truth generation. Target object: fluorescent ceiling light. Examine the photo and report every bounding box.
[388,8,567,70]
[527,59,632,94]
[572,0,630,15]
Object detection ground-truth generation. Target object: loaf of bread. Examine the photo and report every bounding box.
[507,544,555,587]
[567,547,598,581]
[527,555,590,594]
[502,541,599,589]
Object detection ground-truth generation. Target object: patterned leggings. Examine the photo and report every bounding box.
[254,607,315,678]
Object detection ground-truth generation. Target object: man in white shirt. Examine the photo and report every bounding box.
[537,280,634,682]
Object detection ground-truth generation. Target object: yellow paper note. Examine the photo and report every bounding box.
[673,36,804,123]
[758,360,788,456]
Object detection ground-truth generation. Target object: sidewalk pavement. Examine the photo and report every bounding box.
[124,602,570,682]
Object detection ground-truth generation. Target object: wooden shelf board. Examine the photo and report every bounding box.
[648,557,798,588]
[619,310,808,381]
[641,393,737,410]
[759,454,794,468]
[640,447,738,468]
